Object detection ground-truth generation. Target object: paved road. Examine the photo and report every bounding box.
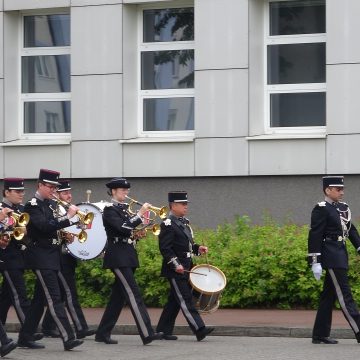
[7,334,360,360]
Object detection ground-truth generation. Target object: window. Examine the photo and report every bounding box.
[21,13,71,136]
[139,5,194,135]
[265,0,326,133]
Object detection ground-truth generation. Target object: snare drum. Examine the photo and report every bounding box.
[189,264,226,314]
[65,202,110,260]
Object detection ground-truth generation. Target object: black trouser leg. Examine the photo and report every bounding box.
[169,277,205,334]
[0,269,30,326]
[156,286,180,335]
[0,321,9,345]
[0,276,13,325]
[96,276,125,339]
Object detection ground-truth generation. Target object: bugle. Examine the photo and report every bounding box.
[59,229,87,243]
[0,206,30,227]
[125,196,168,220]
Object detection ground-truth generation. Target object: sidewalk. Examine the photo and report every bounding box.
[5,307,354,339]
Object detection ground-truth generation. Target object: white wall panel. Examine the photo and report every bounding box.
[195,69,248,137]
[0,79,4,142]
[71,74,123,140]
[4,0,69,10]
[72,0,122,5]
[71,4,122,75]
[327,135,360,174]
[71,141,122,177]
[196,0,248,70]
[123,142,194,177]
[327,64,360,134]
[195,137,248,176]
[327,0,360,64]
[0,12,3,78]
[249,139,326,175]
[4,146,70,178]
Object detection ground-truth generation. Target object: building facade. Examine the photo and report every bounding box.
[0,0,359,227]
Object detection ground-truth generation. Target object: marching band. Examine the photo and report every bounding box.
[0,170,216,356]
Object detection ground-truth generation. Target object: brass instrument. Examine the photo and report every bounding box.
[1,227,27,241]
[59,229,87,243]
[125,196,168,221]
[51,195,94,225]
[0,206,30,227]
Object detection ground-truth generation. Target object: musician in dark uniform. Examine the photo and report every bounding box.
[95,177,163,345]
[17,169,83,351]
[308,176,360,344]
[41,179,95,339]
[0,178,43,344]
[156,191,214,341]
[0,209,18,357]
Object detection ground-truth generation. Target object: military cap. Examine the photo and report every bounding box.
[3,178,25,190]
[57,179,71,192]
[38,169,61,186]
[168,191,188,203]
[106,177,131,189]
[323,176,344,190]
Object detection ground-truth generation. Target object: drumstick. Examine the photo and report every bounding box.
[201,239,211,272]
[86,189,92,203]
[183,270,207,276]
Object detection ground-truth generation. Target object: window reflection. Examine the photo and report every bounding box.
[142,50,194,90]
[143,98,194,131]
[24,14,70,47]
[143,8,194,42]
[22,55,70,93]
[24,101,71,133]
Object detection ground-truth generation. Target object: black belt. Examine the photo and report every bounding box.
[111,237,135,245]
[325,235,346,242]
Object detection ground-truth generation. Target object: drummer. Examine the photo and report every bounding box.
[156,191,214,341]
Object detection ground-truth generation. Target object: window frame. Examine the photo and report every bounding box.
[20,10,71,140]
[137,1,195,138]
[264,0,327,135]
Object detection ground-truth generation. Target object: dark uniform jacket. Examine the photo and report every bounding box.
[158,214,200,279]
[102,202,143,269]
[24,194,71,270]
[0,200,26,270]
[308,200,360,269]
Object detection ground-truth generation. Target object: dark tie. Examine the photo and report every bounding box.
[332,202,338,206]
[178,217,188,224]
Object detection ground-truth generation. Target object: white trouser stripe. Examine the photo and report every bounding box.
[114,268,149,338]
[171,278,199,331]
[4,271,25,323]
[36,270,69,341]
[58,272,82,331]
[329,269,359,333]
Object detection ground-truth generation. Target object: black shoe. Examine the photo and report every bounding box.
[32,333,44,341]
[163,334,178,340]
[42,329,60,338]
[196,327,215,342]
[95,336,118,344]
[312,336,338,344]
[143,332,164,345]
[17,339,45,349]
[76,329,96,339]
[64,339,84,351]
[0,340,17,357]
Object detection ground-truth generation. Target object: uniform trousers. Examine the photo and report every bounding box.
[19,269,75,343]
[0,321,9,345]
[42,266,88,333]
[156,277,205,335]
[313,268,360,337]
[96,267,154,343]
[0,269,30,326]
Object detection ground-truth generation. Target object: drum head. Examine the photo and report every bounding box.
[65,202,108,260]
[189,264,226,295]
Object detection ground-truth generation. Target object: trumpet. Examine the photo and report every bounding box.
[59,229,87,243]
[125,196,168,221]
[51,195,94,225]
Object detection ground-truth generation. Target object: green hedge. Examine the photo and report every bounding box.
[23,216,360,309]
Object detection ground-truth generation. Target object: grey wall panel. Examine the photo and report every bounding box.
[71,4,123,75]
[195,137,248,176]
[249,139,326,175]
[71,140,122,178]
[0,79,4,142]
[4,145,70,178]
[327,134,360,174]
[195,69,248,137]
[72,0,122,5]
[4,0,69,10]
[0,2,3,10]
[327,0,360,64]
[71,74,123,141]
[195,0,248,70]
[0,12,3,79]
[327,64,360,134]
[123,142,194,177]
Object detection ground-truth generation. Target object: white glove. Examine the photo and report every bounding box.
[311,263,322,281]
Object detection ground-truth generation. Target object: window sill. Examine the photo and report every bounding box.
[246,133,327,141]
[118,136,194,144]
[0,138,71,147]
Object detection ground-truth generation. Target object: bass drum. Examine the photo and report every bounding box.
[189,264,227,314]
[65,202,110,260]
